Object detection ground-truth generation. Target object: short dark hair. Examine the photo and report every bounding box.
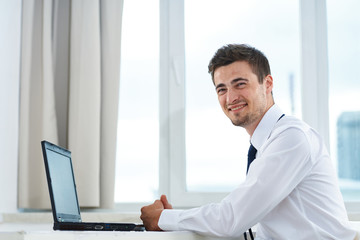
[208,44,271,84]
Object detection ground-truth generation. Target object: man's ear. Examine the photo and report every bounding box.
[264,75,273,94]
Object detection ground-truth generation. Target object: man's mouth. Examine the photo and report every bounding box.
[228,103,247,112]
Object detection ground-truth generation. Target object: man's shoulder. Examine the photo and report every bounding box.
[272,116,316,141]
[276,115,311,131]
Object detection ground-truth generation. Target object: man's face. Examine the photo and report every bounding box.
[214,61,273,135]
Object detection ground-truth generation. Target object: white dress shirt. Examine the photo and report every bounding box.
[158,104,358,239]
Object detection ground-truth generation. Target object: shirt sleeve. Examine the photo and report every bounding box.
[158,127,314,237]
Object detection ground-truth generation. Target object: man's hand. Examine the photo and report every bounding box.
[140,195,173,231]
[160,195,173,209]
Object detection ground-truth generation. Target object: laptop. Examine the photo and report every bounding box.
[41,140,145,231]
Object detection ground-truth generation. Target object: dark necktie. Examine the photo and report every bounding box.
[247,144,257,174]
[244,144,256,240]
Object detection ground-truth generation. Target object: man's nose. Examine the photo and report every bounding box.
[226,88,238,104]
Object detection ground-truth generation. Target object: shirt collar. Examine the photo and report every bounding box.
[250,104,284,150]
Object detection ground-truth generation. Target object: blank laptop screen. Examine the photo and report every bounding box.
[47,148,80,218]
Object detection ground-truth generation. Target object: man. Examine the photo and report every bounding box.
[140,44,358,239]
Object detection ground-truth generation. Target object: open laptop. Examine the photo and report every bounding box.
[41,140,145,231]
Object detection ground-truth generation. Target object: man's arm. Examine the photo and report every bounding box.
[140,195,172,231]
[142,128,313,237]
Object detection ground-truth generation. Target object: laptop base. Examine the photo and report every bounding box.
[54,222,145,231]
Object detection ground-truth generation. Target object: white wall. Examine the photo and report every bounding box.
[0,0,22,213]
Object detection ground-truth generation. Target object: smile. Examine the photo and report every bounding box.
[229,103,247,112]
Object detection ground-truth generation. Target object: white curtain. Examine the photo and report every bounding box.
[18,0,123,209]
[18,0,59,209]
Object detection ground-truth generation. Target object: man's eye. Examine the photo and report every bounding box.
[217,89,226,94]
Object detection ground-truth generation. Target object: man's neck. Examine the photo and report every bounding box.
[246,102,275,137]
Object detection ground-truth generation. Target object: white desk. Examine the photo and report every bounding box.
[1,213,360,240]
[0,223,244,240]
[0,213,245,240]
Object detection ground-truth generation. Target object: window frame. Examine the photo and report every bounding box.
[158,0,360,212]
[159,0,230,207]
[4,0,358,214]
[113,0,360,212]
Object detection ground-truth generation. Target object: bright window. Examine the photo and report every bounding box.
[113,0,360,210]
[327,0,360,201]
[114,0,159,203]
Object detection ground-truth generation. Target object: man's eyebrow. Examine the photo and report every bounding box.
[215,78,248,89]
[215,78,249,90]
[215,83,226,90]
[231,78,248,85]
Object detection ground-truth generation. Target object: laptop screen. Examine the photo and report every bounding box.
[42,141,81,223]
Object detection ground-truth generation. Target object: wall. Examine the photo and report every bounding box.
[0,0,22,213]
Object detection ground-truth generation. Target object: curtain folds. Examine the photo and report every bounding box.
[99,0,123,208]
[18,0,59,209]
[18,0,123,209]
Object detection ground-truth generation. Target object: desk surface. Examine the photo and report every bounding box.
[0,223,244,240]
[1,214,360,240]
[0,213,243,240]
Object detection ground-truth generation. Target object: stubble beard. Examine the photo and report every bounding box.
[230,112,255,127]
[230,91,268,128]
[229,107,264,128]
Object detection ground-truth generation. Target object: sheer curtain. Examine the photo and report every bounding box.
[18,0,123,209]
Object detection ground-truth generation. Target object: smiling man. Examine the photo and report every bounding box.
[214,60,272,135]
[140,44,358,239]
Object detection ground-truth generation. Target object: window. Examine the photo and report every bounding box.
[327,0,360,201]
[114,0,159,203]
[114,0,360,211]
